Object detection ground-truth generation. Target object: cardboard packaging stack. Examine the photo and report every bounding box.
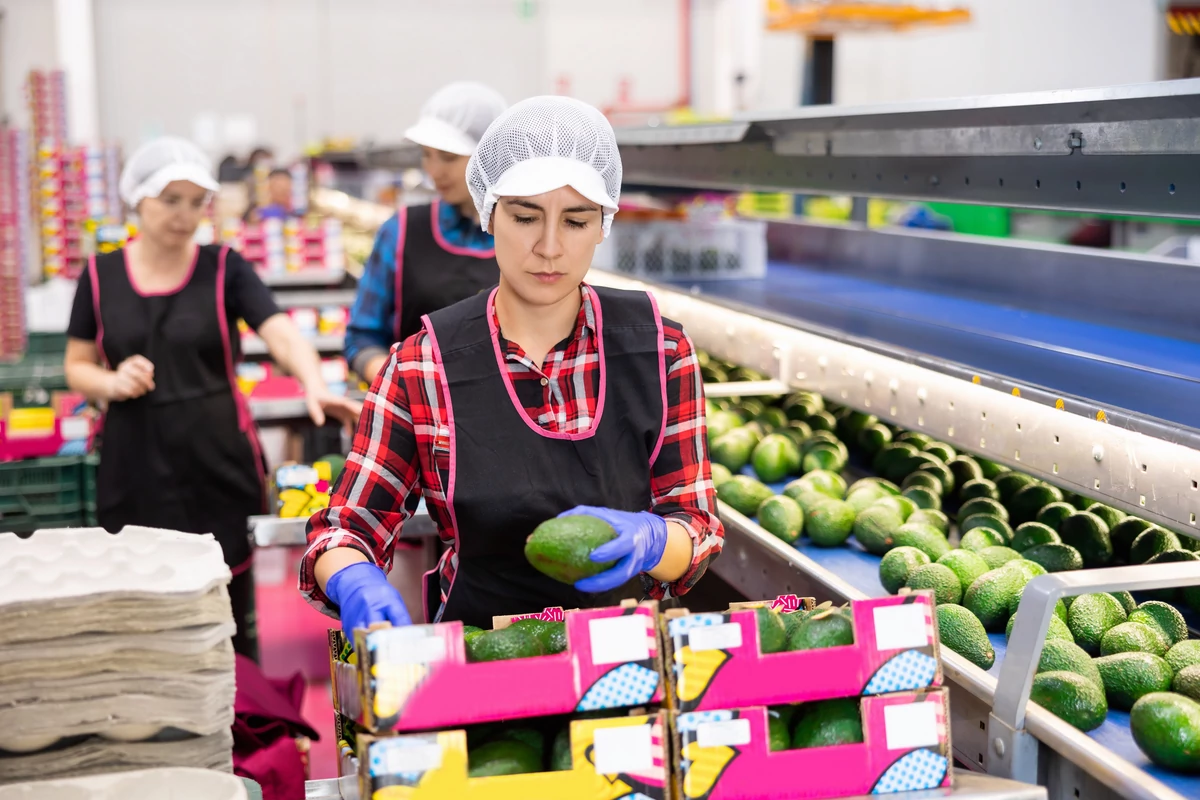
[0,526,237,784]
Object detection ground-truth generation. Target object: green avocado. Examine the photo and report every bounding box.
[947,455,985,488]
[1030,671,1108,732]
[709,462,734,489]
[974,458,1009,480]
[717,475,775,517]
[706,410,744,443]
[1096,652,1174,711]
[1035,502,1076,532]
[1009,483,1065,525]
[1174,666,1200,703]
[751,433,802,483]
[906,563,962,605]
[1067,593,1128,655]
[757,606,788,654]
[790,698,863,749]
[549,727,572,771]
[901,470,943,496]
[936,603,994,670]
[1109,517,1154,563]
[879,546,931,595]
[710,428,757,472]
[1167,641,1200,675]
[1130,692,1200,771]
[787,609,855,651]
[509,618,569,655]
[979,546,1023,570]
[937,549,991,594]
[852,504,905,556]
[1109,591,1139,616]
[468,739,544,777]
[1022,543,1084,573]
[1130,528,1182,565]
[959,478,1000,503]
[994,472,1038,505]
[768,708,791,751]
[1012,522,1061,552]
[964,567,1024,631]
[908,508,950,534]
[805,500,857,547]
[1006,610,1074,643]
[891,523,951,561]
[1129,601,1189,647]
[1038,639,1102,687]
[466,626,545,662]
[901,485,942,511]
[1058,512,1113,568]
[758,494,805,544]
[960,514,1014,545]
[525,516,617,585]
[959,527,1007,552]
[798,469,848,499]
[1087,503,1126,532]
[857,423,893,456]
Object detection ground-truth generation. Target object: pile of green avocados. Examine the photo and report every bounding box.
[465,719,575,777]
[702,353,1200,772]
[462,617,568,663]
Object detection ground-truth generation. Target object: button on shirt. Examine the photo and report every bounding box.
[302,285,724,617]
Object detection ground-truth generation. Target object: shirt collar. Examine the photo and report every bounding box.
[437,199,493,242]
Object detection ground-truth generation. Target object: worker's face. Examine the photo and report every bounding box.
[137,181,208,247]
[490,186,605,307]
[420,147,471,206]
[267,173,292,206]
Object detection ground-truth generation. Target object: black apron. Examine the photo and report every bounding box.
[88,246,265,657]
[394,200,499,342]
[421,286,666,629]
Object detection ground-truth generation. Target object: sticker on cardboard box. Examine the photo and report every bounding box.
[884,702,941,751]
[689,622,742,652]
[589,615,650,665]
[370,627,447,665]
[593,724,654,775]
[59,416,90,440]
[696,718,751,748]
[874,603,931,652]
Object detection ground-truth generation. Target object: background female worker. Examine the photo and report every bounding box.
[65,137,361,659]
[344,81,507,383]
[303,96,724,632]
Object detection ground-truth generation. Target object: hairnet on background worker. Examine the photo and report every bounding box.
[65,136,361,660]
[343,81,508,384]
[303,95,724,635]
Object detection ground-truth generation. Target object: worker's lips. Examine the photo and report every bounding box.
[532,272,567,284]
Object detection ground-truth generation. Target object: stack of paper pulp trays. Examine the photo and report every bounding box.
[329,600,672,799]
[664,592,951,799]
[0,127,31,359]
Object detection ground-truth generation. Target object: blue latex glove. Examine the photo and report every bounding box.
[558,506,669,594]
[325,562,411,636]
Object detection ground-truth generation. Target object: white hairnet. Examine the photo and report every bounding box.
[467,96,622,237]
[119,136,219,208]
[404,82,508,157]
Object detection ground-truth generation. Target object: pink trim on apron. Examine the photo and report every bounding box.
[392,206,409,342]
[429,198,496,258]
[486,285,608,442]
[87,255,109,368]
[215,246,268,514]
[647,291,669,466]
[421,313,460,622]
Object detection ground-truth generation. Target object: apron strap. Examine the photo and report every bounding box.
[393,205,408,342]
[87,254,109,368]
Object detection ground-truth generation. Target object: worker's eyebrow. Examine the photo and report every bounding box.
[503,199,543,211]
[564,204,600,214]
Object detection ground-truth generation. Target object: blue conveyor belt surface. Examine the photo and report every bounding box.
[680,263,1200,431]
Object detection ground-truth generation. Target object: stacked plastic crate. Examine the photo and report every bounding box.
[0,126,31,360]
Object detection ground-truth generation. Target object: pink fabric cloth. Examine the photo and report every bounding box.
[232,655,320,800]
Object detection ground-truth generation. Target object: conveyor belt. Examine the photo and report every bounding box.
[678,263,1200,431]
[745,469,1200,796]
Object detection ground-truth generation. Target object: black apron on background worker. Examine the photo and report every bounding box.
[422,287,662,629]
[393,199,498,342]
[78,245,269,657]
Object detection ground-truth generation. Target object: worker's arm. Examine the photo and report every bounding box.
[345,213,402,383]
[645,324,725,594]
[64,339,155,405]
[301,338,427,615]
[257,313,361,429]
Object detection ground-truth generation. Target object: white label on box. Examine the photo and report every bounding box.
[371,627,446,664]
[589,615,650,665]
[688,622,743,652]
[593,724,654,775]
[381,741,443,774]
[59,416,90,440]
[696,718,751,749]
[873,604,930,652]
[884,702,941,751]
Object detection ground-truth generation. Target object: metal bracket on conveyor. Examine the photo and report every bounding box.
[989,562,1200,792]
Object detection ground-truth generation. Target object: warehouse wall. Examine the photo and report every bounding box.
[0,0,59,129]
[833,0,1166,105]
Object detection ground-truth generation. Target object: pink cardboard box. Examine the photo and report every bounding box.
[333,601,665,732]
[673,689,952,798]
[665,593,942,712]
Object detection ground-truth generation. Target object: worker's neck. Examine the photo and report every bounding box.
[457,199,479,223]
[135,234,193,267]
[494,280,582,367]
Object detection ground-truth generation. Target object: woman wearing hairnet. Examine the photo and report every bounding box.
[344,81,507,383]
[303,97,724,632]
[65,137,360,659]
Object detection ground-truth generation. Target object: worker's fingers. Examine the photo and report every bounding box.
[124,355,155,374]
[306,395,327,427]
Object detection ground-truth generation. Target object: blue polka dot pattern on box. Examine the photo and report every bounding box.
[667,613,725,639]
[863,649,939,695]
[577,663,661,711]
[624,793,656,800]
[872,748,948,794]
[675,710,733,733]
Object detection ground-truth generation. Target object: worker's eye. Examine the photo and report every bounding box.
[191,198,206,210]
[513,215,537,225]
[565,218,589,229]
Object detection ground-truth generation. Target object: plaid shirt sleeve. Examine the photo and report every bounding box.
[344,213,400,378]
[300,333,431,617]
[646,321,724,598]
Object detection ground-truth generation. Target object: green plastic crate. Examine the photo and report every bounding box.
[0,509,86,535]
[0,455,85,517]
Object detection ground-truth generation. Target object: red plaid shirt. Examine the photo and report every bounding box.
[301,285,723,617]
